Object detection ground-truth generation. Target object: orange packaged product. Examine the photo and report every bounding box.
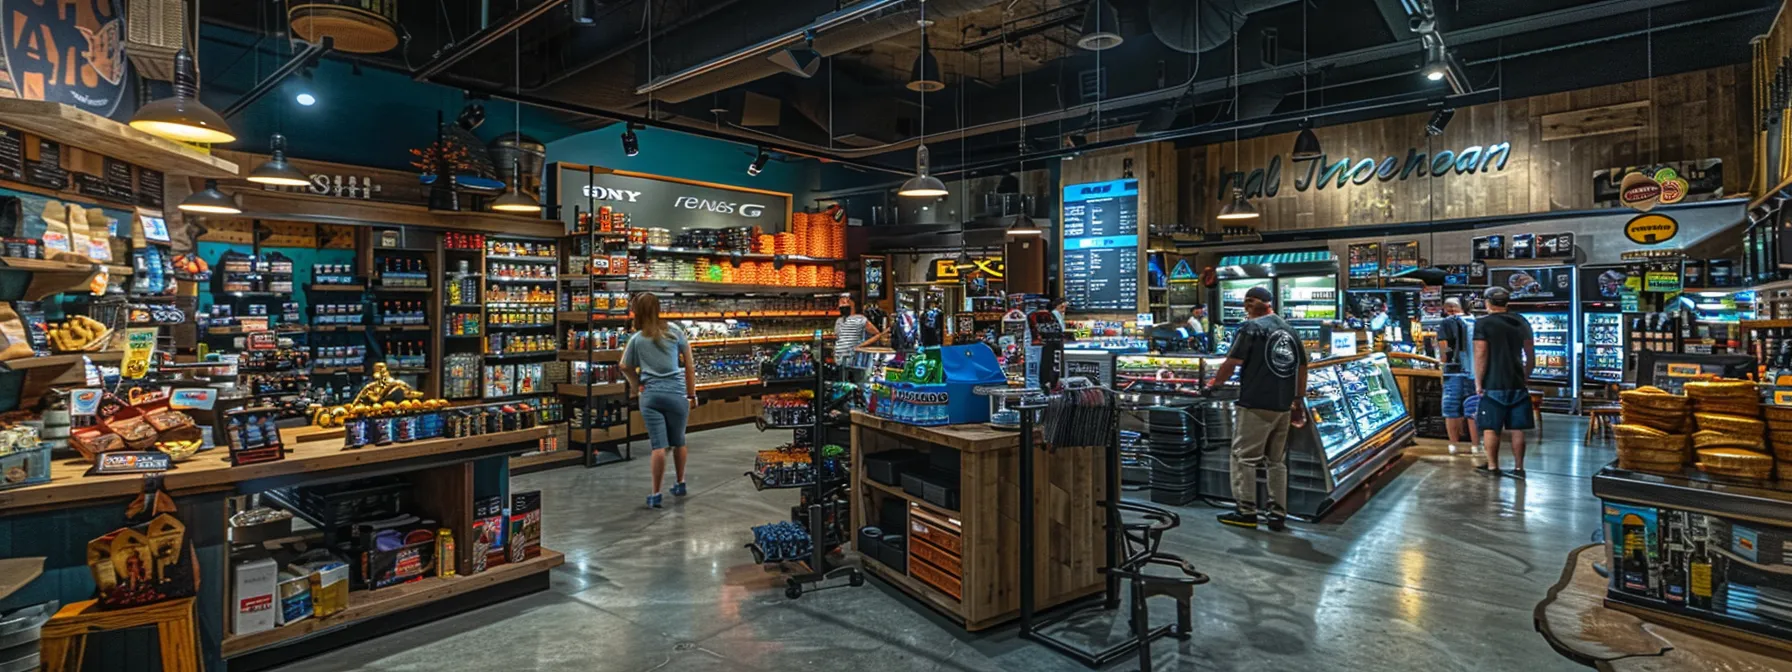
[775,232,796,255]
[756,234,775,254]
[834,269,847,287]
[780,265,798,286]
[608,254,629,277]
[598,206,613,233]
[791,213,809,257]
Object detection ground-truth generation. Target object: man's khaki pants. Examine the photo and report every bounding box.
[1230,406,1290,518]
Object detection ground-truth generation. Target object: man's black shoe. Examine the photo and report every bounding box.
[1266,514,1288,532]
[1217,512,1259,529]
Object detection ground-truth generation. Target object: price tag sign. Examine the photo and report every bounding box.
[1665,362,1704,378]
[170,388,217,411]
[122,327,157,378]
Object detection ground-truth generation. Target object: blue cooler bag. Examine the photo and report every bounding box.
[941,345,1006,424]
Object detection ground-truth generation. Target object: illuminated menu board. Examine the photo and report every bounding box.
[1061,179,1140,312]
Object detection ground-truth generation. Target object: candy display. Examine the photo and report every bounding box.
[569,360,623,385]
[567,328,628,351]
[761,391,815,427]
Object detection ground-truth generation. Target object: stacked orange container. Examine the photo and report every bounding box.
[834,269,847,288]
[775,232,797,255]
[791,212,810,257]
[832,219,845,259]
[798,265,817,287]
[756,234,776,255]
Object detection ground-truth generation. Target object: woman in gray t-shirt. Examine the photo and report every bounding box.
[620,293,697,509]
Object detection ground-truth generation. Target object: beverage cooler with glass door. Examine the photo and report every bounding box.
[1580,264,1629,394]
[1489,265,1580,412]
[1213,250,1339,358]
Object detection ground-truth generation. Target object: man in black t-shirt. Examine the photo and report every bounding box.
[1209,286,1309,531]
[1473,286,1536,478]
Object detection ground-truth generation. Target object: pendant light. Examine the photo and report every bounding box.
[1216,187,1258,220]
[131,48,237,144]
[490,29,540,214]
[1216,22,1258,222]
[178,179,242,214]
[1290,2,1320,161]
[248,134,311,186]
[907,41,944,92]
[1007,213,1043,236]
[1076,0,1123,51]
[899,1,948,198]
[492,160,541,213]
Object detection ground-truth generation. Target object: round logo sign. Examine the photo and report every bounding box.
[1620,172,1662,212]
[1,0,128,117]
[1625,213,1679,245]
[1659,177,1689,204]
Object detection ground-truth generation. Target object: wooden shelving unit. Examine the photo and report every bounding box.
[0,99,239,177]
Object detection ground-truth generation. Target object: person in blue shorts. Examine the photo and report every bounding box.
[621,292,698,508]
[1473,287,1536,478]
[1435,298,1478,453]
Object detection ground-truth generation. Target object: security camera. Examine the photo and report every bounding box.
[1408,14,1435,34]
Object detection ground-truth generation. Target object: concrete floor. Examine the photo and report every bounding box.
[272,417,1608,672]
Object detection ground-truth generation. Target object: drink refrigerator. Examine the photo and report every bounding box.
[1489,265,1579,413]
[1213,251,1339,358]
[1580,264,1629,392]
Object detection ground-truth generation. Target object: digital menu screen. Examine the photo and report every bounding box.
[1061,179,1139,312]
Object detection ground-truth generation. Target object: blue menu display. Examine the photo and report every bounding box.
[1062,180,1140,312]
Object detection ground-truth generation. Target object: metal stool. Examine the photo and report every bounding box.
[41,597,199,672]
[1110,501,1208,671]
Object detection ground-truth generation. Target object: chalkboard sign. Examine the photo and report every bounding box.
[25,140,67,189]
[1061,179,1139,313]
[0,127,22,181]
[137,169,164,208]
[553,165,791,233]
[103,158,134,202]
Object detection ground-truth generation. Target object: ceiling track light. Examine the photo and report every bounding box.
[770,30,822,78]
[131,48,237,144]
[1426,107,1455,136]
[1077,0,1123,51]
[1216,187,1259,221]
[621,122,642,157]
[247,133,312,186]
[569,0,599,25]
[747,147,770,176]
[178,179,242,214]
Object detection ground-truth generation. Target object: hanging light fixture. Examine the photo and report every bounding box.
[1076,0,1123,51]
[1216,187,1259,221]
[747,147,770,176]
[179,179,242,214]
[907,37,944,92]
[491,31,539,214]
[1217,22,1257,222]
[899,1,948,198]
[1290,2,1320,161]
[247,134,311,186]
[1007,213,1043,236]
[131,48,237,144]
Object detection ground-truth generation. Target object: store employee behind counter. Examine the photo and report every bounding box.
[1207,286,1309,532]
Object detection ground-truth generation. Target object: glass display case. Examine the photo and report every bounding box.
[1304,366,1360,458]
[1114,353,1228,399]
[1334,354,1408,444]
[1523,311,1574,381]
[1584,312,1624,384]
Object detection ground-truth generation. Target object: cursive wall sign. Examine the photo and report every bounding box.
[1216,142,1513,200]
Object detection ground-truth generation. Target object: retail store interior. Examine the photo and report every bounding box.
[5,0,1792,670]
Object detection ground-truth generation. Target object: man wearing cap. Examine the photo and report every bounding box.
[1473,286,1536,478]
[1209,285,1308,531]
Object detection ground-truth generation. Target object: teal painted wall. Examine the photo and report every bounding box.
[546,126,817,206]
[192,26,581,171]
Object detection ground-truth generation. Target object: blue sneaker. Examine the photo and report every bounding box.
[670,482,688,497]
[646,493,663,509]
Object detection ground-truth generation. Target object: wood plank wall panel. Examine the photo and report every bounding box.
[1185,65,1753,231]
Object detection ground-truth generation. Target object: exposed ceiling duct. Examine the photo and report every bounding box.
[637,0,1004,104]
[1152,0,1300,54]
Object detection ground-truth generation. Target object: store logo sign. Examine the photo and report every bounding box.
[2,0,128,117]
[1216,141,1511,200]
[581,185,642,202]
[1625,213,1678,245]
[1620,172,1661,211]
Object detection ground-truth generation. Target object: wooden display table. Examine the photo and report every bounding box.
[849,411,1106,631]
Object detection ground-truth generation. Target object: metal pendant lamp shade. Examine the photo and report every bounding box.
[1292,121,1322,160]
[248,134,311,186]
[898,144,949,198]
[1007,214,1044,236]
[491,161,541,213]
[907,41,945,92]
[178,179,241,214]
[1077,0,1124,51]
[1216,187,1259,221]
[131,48,236,144]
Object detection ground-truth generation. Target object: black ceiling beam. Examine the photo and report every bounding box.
[412,0,567,81]
[954,7,1083,52]
[221,37,332,118]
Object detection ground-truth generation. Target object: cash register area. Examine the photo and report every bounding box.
[269,418,1600,672]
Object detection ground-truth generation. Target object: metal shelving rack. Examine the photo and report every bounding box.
[563,165,635,467]
[746,333,861,598]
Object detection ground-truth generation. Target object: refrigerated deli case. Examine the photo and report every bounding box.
[1115,351,1413,519]
[1214,252,1339,357]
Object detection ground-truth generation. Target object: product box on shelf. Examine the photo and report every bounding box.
[232,557,278,636]
[358,529,437,590]
[276,572,313,626]
[509,490,543,563]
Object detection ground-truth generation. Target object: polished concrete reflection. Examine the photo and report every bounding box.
[272,418,1605,671]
